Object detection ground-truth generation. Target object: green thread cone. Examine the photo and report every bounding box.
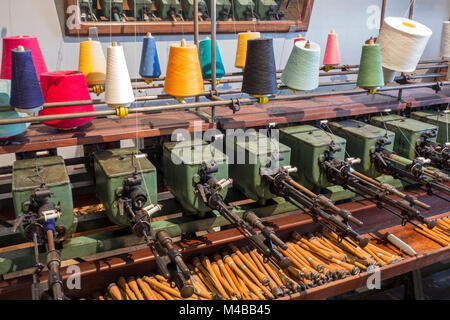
[281,41,320,91]
[356,43,384,89]
[198,39,225,80]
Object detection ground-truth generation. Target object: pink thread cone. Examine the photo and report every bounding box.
[323,31,341,65]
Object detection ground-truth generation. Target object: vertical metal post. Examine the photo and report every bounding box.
[211,0,217,122]
[409,0,415,20]
[194,0,200,103]
[380,0,386,29]
[194,0,199,47]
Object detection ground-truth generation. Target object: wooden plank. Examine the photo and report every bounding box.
[0,111,214,155]
[213,87,450,129]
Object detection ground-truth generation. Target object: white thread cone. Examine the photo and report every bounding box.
[441,21,450,59]
[382,67,397,85]
[105,44,135,106]
[377,17,432,73]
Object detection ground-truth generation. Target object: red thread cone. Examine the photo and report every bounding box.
[1,36,47,81]
[323,30,341,65]
[294,34,306,43]
[39,71,94,129]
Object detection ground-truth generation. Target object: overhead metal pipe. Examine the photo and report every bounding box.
[125,59,449,85]
[1,82,448,126]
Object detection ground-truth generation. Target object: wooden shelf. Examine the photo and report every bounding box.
[64,0,314,35]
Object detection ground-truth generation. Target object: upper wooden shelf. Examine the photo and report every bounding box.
[64,0,314,35]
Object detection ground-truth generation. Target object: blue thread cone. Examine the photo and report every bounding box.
[0,79,30,139]
[198,38,225,80]
[139,34,161,79]
[10,47,44,113]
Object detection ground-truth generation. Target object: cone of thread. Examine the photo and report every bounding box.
[198,37,225,80]
[39,71,95,129]
[294,33,306,43]
[105,43,135,107]
[235,31,260,69]
[78,38,107,86]
[1,35,47,81]
[323,29,341,66]
[356,40,384,90]
[281,40,320,91]
[377,17,432,73]
[242,38,277,96]
[164,39,204,98]
[139,33,161,79]
[0,79,29,139]
[440,21,450,59]
[9,47,45,113]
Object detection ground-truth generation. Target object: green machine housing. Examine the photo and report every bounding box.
[233,0,256,20]
[79,0,95,21]
[206,0,231,20]
[100,0,124,20]
[163,139,228,216]
[279,125,354,201]
[93,148,158,227]
[328,120,396,178]
[255,0,280,20]
[181,0,209,20]
[411,111,449,145]
[154,0,182,20]
[228,131,291,205]
[12,156,75,236]
[371,115,438,160]
[128,0,153,20]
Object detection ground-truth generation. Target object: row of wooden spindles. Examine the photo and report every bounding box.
[87,230,403,300]
[414,216,450,247]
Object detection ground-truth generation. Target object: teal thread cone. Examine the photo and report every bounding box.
[198,38,225,80]
[0,79,29,139]
[281,40,320,91]
[356,43,384,89]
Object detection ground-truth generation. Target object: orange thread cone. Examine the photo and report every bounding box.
[323,29,341,66]
[164,39,204,98]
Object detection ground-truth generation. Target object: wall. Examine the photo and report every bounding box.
[1,0,449,76]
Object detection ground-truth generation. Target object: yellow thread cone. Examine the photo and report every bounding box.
[234,31,260,69]
[78,38,107,86]
[164,39,204,98]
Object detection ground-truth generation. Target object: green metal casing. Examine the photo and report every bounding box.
[101,0,124,20]
[93,148,157,227]
[12,156,75,235]
[228,131,291,204]
[163,140,228,215]
[206,0,231,20]
[371,115,438,160]
[181,0,208,20]
[255,0,277,19]
[411,111,449,145]
[233,0,255,20]
[155,0,182,19]
[279,125,347,190]
[328,120,396,177]
[128,0,153,20]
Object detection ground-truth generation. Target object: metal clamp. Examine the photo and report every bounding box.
[229,98,241,114]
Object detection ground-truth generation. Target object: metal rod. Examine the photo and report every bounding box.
[409,0,415,20]
[380,0,387,29]
[210,0,217,122]
[125,59,449,85]
[1,82,448,126]
[194,0,200,104]
[194,0,199,47]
